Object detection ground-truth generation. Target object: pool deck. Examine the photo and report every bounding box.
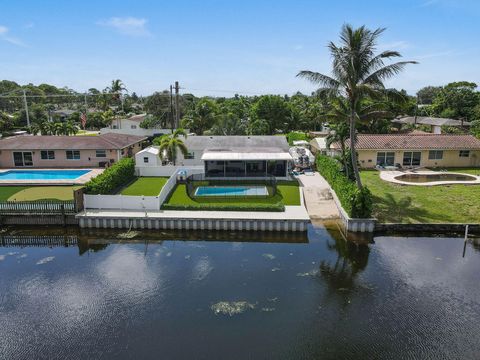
[380,169,480,186]
[0,168,104,185]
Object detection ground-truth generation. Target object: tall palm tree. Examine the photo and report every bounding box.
[108,79,128,99]
[297,24,417,188]
[158,128,188,166]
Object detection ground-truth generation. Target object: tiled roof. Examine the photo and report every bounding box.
[336,134,480,150]
[0,133,147,150]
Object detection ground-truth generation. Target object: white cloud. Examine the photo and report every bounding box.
[378,40,410,51]
[97,16,151,37]
[0,25,26,47]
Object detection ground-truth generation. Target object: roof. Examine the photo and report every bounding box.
[137,146,160,156]
[310,137,328,150]
[393,116,471,127]
[336,134,480,150]
[184,136,290,151]
[202,147,292,161]
[0,133,147,150]
[126,113,147,122]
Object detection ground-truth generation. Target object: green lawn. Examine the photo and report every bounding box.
[120,177,168,196]
[163,181,300,210]
[361,169,480,224]
[0,186,81,202]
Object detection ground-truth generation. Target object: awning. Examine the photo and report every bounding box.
[201,151,292,161]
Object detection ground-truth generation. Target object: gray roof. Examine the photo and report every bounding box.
[0,133,147,150]
[183,136,290,151]
[393,116,471,127]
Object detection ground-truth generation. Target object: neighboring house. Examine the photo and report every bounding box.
[332,134,480,168]
[135,135,293,178]
[0,133,147,168]
[393,116,471,134]
[100,113,173,137]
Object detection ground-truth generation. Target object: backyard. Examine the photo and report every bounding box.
[361,169,480,223]
[119,177,168,196]
[163,181,300,211]
[0,186,81,202]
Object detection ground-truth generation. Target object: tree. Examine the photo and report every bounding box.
[144,91,171,128]
[416,86,442,105]
[297,24,416,188]
[431,81,478,121]
[181,98,218,134]
[157,129,188,165]
[210,112,247,135]
[250,95,292,134]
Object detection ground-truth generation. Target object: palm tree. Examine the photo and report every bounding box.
[158,129,189,165]
[297,24,417,188]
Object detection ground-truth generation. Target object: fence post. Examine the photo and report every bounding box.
[61,204,66,227]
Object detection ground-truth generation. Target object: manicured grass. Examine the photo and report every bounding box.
[120,177,168,196]
[360,169,480,224]
[163,181,300,210]
[0,186,81,202]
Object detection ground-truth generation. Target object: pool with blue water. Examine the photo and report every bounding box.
[195,185,268,196]
[0,169,90,180]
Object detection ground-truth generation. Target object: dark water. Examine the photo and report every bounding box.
[396,173,477,183]
[1,226,480,359]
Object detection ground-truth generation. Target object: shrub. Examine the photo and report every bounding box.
[287,131,308,146]
[162,203,285,212]
[84,157,135,194]
[316,154,372,218]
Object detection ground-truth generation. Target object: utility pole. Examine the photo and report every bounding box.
[174,81,180,128]
[22,89,30,128]
[169,85,175,132]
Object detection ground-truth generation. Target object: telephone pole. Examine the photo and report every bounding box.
[169,84,175,132]
[174,81,180,128]
[22,89,30,128]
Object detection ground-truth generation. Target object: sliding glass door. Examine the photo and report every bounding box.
[13,151,33,167]
[402,152,421,166]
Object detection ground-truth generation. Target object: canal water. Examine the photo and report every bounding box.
[1,225,479,359]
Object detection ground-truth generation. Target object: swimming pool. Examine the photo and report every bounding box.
[195,185,268,197]
[0,170,91,180]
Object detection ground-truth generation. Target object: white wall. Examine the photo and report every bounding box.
[84,194,159,210]
[135,165,203,177]
[135,151,162,167]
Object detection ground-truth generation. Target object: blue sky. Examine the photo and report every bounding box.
[1,0,479,96]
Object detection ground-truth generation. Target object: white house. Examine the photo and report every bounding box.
[100,113,173,137]
[135,135,293,178]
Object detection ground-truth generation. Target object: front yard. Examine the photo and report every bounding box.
[361,169,480,223]
[0,186,81,202]
[120,177,168,196]
[163,181,300,211]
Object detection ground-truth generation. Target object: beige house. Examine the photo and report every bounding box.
[0,133,146,168]
[332,134,480,169]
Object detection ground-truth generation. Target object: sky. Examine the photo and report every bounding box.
[0,0,479,97]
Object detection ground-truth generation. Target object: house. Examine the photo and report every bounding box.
[100,113,174,137]
[136,135,293,178]
[393,116,471,134]
[0,133,147,168]
[333,134,480,168]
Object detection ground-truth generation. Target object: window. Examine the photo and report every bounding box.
[459,150,470,158]
[143,157,149,163]
[66,150,81,160]
[131,125,137,129]
[184,152,195,159]
[403,152,421,166]
[376,152,395,166]
[428,150,443,160]
[40,150,55,160]
[95,150,106,158]
[13,151,33,167]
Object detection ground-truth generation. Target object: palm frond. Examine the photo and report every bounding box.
[296,71,340,90]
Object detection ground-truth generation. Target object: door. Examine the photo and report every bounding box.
[13,151,33,167]
[403,152,421,167]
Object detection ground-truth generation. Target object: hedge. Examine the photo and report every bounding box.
[84,157,135,194]
[316,155,373,218]
[162,203,285,212]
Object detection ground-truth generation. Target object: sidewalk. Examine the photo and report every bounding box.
[296,172,340,220]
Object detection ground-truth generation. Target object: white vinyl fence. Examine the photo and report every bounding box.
[135,165,203,177]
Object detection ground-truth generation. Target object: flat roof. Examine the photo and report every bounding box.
[202,149,292,161]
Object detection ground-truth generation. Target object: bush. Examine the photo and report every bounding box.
[287,131,308,146]
[162,203,285,212]
[316,154,372,218]
[84,157,135,194]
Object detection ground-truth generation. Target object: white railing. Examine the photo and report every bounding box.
[135,165,204,177]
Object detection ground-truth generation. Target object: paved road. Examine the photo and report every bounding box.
[296,172,339,220]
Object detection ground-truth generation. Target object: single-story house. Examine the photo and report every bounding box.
[392,116,471,134]
[0,133,147,168]
[332,134,480,168]
[136,135,292,178]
